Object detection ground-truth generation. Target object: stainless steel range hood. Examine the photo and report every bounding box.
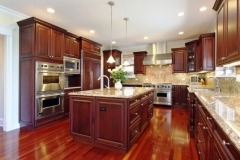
[143,42,172,65]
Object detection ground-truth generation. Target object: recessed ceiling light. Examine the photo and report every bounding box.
[90,30,95,33]
[199,7,207,11]
[47,8,55,13]
[178,12,184,16]
[144,37,148,40]
[179,31,184,35]
[112,41,116,44]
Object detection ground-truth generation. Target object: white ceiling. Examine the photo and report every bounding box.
[0,0,216,48]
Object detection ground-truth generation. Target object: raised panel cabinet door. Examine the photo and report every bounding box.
[226,0,240,61]
[91,60,101,89]
[51,29,64,60]
[172,85,181,105]
[69,96,95,141]
[140,99,149,132]
[181,85,188,105]
[81,58,91,91]
[217,5,225,65]
[172,48,186,73]
[202,36,215,71]
[95,98,127,148]
[64,35,72,56]
[134,54,145,74]
[36,23,51,58]
[72,39,79,58]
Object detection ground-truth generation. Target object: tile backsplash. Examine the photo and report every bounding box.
[125,65,191,84]
[125,65,240,94]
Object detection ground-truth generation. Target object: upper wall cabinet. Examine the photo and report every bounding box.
[64,32,79,58]
[213,0,240,65]
[80,37,101,54]
[185,40,198,72]
[18,17,66,60]
[133,51,147,74]
[197,33,215,72]
[172,47,187,73]
[103,49,122,87]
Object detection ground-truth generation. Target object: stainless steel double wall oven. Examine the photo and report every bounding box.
[35,62,65,119]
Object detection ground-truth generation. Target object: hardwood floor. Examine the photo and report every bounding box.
[0,106,199,160]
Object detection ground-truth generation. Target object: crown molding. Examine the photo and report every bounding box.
[0,5,29,19]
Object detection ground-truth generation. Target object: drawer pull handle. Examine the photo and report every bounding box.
[198,140,202,143]
[135,130,138,133]
[207,117,212,120]
[198,151,201,155]
[135,113,138,116]
[222,57,227,60]
[198,123,203,126]
[222,140,230,146]
[203,126,208,130]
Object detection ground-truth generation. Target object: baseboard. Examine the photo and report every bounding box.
[0,118,3,126]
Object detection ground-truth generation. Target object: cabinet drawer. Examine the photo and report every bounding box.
[141,92,149,101]
[129,95,141,108]
[129,121,141,147]
[148,104,153,120]
[214,123,240,159]
[129,105,140,125]
[148,90,154,97]
[196,142,205,160]
[149,95,154,104]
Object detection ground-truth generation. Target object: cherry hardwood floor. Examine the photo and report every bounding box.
[0,107,199,160]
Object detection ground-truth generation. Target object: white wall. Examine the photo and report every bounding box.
[0,35,4,121]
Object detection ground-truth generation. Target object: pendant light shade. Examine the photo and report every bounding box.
[107,1,115,63]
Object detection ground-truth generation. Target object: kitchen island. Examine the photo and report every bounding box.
[69,87,154,153]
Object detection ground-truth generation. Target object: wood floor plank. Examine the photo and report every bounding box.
[0,106,198,160]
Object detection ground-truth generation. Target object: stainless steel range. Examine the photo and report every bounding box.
[154,83,172,106]
[142,83,172,106]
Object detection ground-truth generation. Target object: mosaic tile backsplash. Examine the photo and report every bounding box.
[125,65,240,94]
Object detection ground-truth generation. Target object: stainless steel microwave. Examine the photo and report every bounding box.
[63,56,80,74]
[190,75,199,85]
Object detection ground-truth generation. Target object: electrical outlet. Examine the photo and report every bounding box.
[236,75,240,82]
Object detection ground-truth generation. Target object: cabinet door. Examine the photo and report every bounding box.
[172,85,181,105]
[202,36,215,71]
[72,39,79,58]
[82,59,91,91]
[51,29,64,60]
[95,98,127,148]
[181,85,188,105]
[217,5,225,65]
[134,54,146,74]
[225,0,240,61]
[36,24,51,58]
[70,96,95,141]
[140,99,149,132]
[91,60,101,90]
[172,48,187,73]
[64,35,72,57]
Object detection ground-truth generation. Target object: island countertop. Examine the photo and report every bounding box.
[68,87,154,98]
[191,89,240,151]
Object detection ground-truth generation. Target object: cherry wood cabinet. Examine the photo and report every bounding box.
[194,96,240,160]
[103,49,122,87]
[133,51,147,74]
[64,32,79,58]
[214,0,240,65]
[64,88,81,117]
[171,47,187,73]
[69,89,154,153]
[187,90,195,138]
[197,33,215,72]
[172,85,188,108]
[79,37,102,91]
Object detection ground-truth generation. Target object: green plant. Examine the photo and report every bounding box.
[108,65,127,83]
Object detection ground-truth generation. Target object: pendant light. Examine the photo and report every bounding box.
[107,1,116,63]
[123,17,130,66]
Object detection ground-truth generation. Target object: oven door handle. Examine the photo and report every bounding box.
[36,93,65,98]
[37,71,65,74]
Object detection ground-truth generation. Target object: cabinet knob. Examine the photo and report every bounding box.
[203,126,208,130]
[207,117,212,120]
[198,151,201,155]
[198,140,202,143]
[221,57,227,60]
[135,130,138,133]
[222,140,230,146]
[135,113,138,116]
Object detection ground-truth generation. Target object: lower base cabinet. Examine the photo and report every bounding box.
[172,85,188,108]
[69,90,154,153]
[194,97,240,160]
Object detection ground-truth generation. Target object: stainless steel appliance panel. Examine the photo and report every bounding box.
[154,90,172,105]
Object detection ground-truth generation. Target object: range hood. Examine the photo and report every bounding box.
[143,42,172,65]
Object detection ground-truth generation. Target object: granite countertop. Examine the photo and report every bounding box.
[68,87,154,98]
[192,89,240,151]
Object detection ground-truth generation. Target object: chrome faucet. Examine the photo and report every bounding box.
[206,76,220,91]
[98,75,110,89]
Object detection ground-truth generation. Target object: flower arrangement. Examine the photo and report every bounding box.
[108,65,127,83]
